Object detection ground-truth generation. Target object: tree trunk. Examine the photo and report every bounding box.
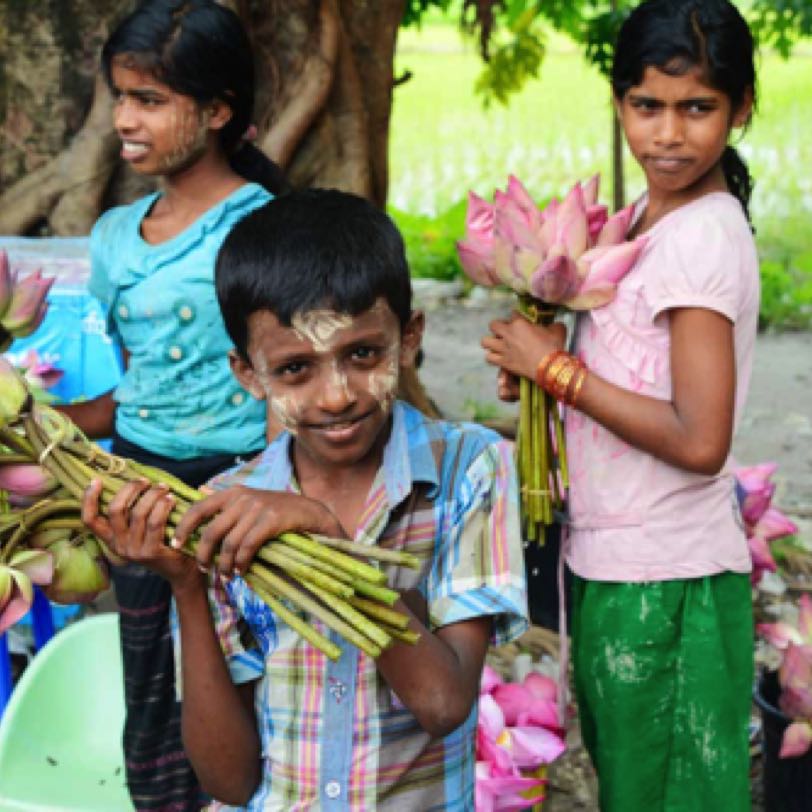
[0,0,406,233]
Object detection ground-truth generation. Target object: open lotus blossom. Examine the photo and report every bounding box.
[475,664,566,810]
[734,462,799,584]
[758,595,812,758]
[0,251,54,352]
[457,174,647,311]
[0,548,54,635]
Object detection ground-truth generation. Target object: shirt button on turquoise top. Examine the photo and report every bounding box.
[231,392,245,406]
[168,345,183,362]
[118,304,129,319]
[176,303,195,322]
[138,408,149,419]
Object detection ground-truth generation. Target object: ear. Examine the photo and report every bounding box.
[228,349,266,401]
[398,310,425,369]
[207,98,234,132]
[732,86,754,129]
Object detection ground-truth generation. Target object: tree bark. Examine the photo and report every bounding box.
[0,0,407,233]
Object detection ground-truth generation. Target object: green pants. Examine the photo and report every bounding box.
[571,572,753,812]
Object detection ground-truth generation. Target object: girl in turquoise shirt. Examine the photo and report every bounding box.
[60,2,286,809]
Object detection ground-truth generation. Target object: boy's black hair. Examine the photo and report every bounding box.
[612,0,757,222]
[102,0,287,194]
[216,188,413,361]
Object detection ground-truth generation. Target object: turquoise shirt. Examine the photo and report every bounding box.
[89,183,270,459]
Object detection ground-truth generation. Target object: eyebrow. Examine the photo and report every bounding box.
[627,92,719,105]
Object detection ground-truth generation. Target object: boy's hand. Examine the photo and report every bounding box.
[482,314,567,382]
[173,487,345,578]
[81,478,199,591]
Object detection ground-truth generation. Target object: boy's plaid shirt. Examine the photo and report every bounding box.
[204,401,528,810]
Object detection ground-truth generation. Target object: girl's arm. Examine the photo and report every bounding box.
[484,306,736,474]
[81,480,262,805]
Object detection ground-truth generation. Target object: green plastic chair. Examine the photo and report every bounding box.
[0,613,133,811]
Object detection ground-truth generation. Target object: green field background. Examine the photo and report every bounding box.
[389,23,812,328]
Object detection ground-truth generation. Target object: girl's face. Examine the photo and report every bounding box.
[109,57,226,177]
[617,65,752,203]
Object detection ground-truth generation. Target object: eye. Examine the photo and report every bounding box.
[274,359,309,378]
[630,98,659,113]
[685,101,716,116]
[350,345,382,364]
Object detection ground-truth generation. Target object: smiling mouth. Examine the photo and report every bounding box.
[121,141,149,159]
[308,410,374,438]
[648,156,691,172]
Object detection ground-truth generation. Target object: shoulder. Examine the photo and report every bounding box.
[91,195,154,245]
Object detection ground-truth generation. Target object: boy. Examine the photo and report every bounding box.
[83,189,528,810]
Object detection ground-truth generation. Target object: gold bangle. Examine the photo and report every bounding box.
[551,362,578,402]
[535,350,567,388]
[542,354,571,390]
[567,366,588,407]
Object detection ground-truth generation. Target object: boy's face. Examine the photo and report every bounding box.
[230,299,423,470]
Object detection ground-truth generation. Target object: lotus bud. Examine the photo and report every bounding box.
[40,534,111,604]
[529,254,577,304]
[0,463,59,500]
[554,184,589,259]
[1,269,54,337]
[596,205,635,247]
[505,175,542,231]
[780,721,812,759]
[586,204,609,243]
[582,174,600,208]
[0,357,31,426]
[0,549,54,635]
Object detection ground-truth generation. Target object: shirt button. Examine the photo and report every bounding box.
[138,408,149,419]
[324,780,341,799]
[178,305,194,321]
[168,345,183,361]
[118,304,129,319]
[231,392,245,406]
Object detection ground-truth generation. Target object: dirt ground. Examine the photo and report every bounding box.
[417,289,812,811]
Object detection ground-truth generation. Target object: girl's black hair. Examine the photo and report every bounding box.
[102,0,288,195]
[612,0,756,222]
[216,189,413,362]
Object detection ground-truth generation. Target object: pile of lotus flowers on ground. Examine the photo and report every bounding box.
[476,664,566,811]
[0,359,420,659]
[0,249,53,354]
[757,594,812,758]
[457,175,647,541]
[734,461,799,585]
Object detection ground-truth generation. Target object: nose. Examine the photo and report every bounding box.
[654,108,684,147]
[113,96,137,134]
[315,362,357,414]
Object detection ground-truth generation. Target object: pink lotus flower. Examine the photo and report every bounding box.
[17,349,64,391]
[758,595,812,758]
[0,462,60,503]
[0,549,54,635]
[457,174,646,313]
[1,268,53,337]
[475,664,566,808]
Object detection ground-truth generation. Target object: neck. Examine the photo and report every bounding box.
[642,163,727,231]
[160,147,245,216]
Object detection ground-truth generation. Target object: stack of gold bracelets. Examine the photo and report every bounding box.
[535,350,588,407]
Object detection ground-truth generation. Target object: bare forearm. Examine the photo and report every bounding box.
[375,607,490,738]
[576,372,732,474]
[57,391,116,439]
[173,577,261,805]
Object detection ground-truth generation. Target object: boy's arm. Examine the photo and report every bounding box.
[82,480,263,805]
[375,602,492,738]
[377,438,527,738]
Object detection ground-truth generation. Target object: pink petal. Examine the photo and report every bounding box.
[11,549,55,586]
[492,683,534,726]
[563,284,618,311]
[596,205,635,246]
[466,191,495,241]
[523,671,558,702]
[528,254,578,304]
[506,175,542,230]
[779,644,812,709]
[758,621,803,649]
[479,693,507,741]
[517,697,561,731]
[0,566,34,635]
[555,183,589,259]
[510,726,567,765]
[779,722,812,758]
[586,204,609,243]
[735,462,778,491]
[0,462,59,497]
[748,534,777,573]
[457,241,498,287]
[582,174,600,208]
[799,594,812,644]
[579,236,647,289]
[481,664,504,695]
[753,507,799,543]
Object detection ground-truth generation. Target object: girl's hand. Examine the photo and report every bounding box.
[481,314,567,382]
[497,369,520,402]
[81,478,199,590]
[173,487,345,578]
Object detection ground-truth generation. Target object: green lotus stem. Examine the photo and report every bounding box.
[312,535,421,570]
[251,562,381,659]
[552,404,568,492]
[278,531,387,585]
[300,579,391,653]
[272,544,355,584]
[244,572,341,661]
[349,577,400,607]
[377,624,421,645]
[0,425,35,458]
[0,452,31,465]
[257,545,354,599]
[0,497,81,563]
[348,595,411,630]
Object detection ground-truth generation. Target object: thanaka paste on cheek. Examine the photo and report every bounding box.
[159,105,209,172]
[367,346,399,413]
[251,354,305,435]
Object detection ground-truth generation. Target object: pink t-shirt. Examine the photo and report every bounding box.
[565,192,759,582]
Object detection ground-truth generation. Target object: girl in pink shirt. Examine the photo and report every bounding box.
[482,1,759,809]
